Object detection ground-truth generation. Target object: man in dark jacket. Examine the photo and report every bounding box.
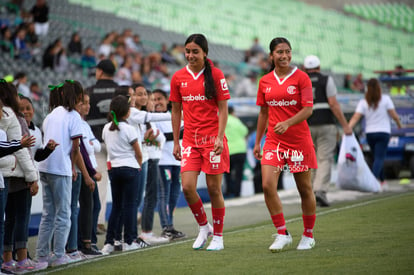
[304,55,352,207]
[86,59,118,236]
[86,59,118,141]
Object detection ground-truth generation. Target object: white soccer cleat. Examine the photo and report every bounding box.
[269,233,293,252]
[206,236,224,251]
[297,235,315,250]
[192,223,213,250]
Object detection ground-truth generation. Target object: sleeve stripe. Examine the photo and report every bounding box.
[71,134,83,140]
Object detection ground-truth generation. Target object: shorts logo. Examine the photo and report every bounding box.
[264,152,274,160]
[287,86,296,95]
[209,152,221,163]
[212,164,219,169]
[181,159,187,167]
[220,79,228,90]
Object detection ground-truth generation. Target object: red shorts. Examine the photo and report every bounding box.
[180,143,230,174]
[261,148,317,173]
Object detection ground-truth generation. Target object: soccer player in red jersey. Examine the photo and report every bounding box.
[253,37,317,252]
[170,34,230,251]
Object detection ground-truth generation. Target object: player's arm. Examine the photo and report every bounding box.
[213,100,228,155]
[254,106,268,160]
[171,101,182,160]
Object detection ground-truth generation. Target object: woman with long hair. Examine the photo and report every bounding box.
[349,78,402,187]
[170,33,230,251]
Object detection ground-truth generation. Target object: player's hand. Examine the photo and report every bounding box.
[273,121,289,135]
[253,144,262,160]
[20,134,36,148]
[213,138,224,155]
[173,144,181,161]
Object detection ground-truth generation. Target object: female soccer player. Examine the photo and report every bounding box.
[253,37,317,252]
[170,34,230,251]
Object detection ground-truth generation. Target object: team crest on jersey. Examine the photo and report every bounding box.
[220,79,228,90]
[287,86,297,95]
[264,152,274,160]
[265,87,272,93]
[181,82,188,88]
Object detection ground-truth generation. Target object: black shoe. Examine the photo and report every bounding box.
[161,228,173,239]
[315,191,330,207]
[162,226,186,240]
[81,241,103,256]
[114,240,123,251]
[81,246,103,256]
[91,243,99,252]
[169,228,186,240]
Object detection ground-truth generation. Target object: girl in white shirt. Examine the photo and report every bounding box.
[101,95,143,254]
[36,80,94,266]
[349,78,402,185]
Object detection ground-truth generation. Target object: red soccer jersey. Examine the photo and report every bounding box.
[170,65,231,147]
[256,67,314,154]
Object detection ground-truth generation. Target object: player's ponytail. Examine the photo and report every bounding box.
[108,95,130,131]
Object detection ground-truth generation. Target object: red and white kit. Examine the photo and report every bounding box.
[256,67,317,172]
[170,64,231,174]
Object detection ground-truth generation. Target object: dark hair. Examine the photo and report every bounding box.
[0,81,20,114]
[61,80,84,111]
[185,33,216,99]
[48,85,63,111]
[152,88,168,99]
[19,94,33,106]
[365,78,381,110]
[152,88,171,111]
[268,37,292,72]
[109,95,130,131]
[14,71,26,80]
[131,82,145,90]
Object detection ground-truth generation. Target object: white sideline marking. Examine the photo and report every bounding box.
[42,192,411,274]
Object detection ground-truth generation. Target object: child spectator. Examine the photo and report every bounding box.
[77,91,103,256]
[101,95,143,254]
[35,80,94,267]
